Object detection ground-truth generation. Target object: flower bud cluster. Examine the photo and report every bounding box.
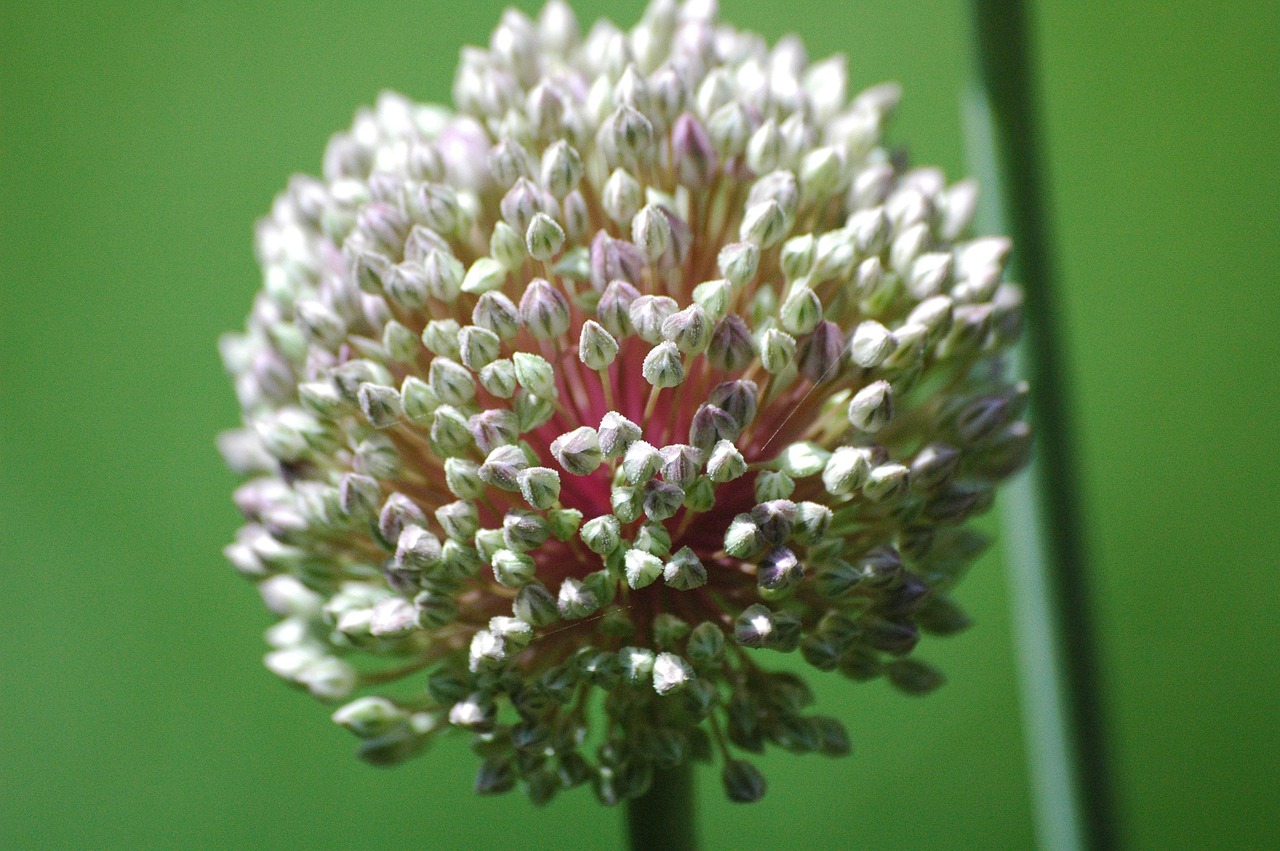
[221,0,1030,806]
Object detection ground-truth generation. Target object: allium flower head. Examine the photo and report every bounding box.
[221,0,1030,805]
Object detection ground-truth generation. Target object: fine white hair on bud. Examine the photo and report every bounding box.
[222,0,1030,807]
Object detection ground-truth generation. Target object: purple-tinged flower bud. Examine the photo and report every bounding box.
[589,230,646,291]
[758,547,803,592]
[519,279,571,340]
[551,426,604,475]
[707,314,757,371]
[796,320,844,383]
[671,112,718,189]
[597,279,640,337]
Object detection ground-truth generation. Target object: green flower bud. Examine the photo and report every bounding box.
[518,466,561,509]
[525,212,566,261]
[514,581,559,627]
[619,647,655,685]
[624,548,663,589]
[652,652,694,695]
[480,444,529,492]
[598,411,641,457]
[581,515,622,555]
[557,577,600,619]
[478,359,518,398]
[822,447,872,495]
[780,234,816,281]
[503,508,551,551]
[863,463,911,503]
[885,658,945,696]
[759,328,796,374]
[444,458,485,499]
[755,471,795,502]
[662,304,713,354]
[664,546,707,591]
[514,389,555,431]
[717,241,759,287]
[578,320,619,370]
[435,500,479,542]
[422,319,462,359]
[610,484,642,524]
[780,285,822,336]
[491,548,537,588]
[643,480,684,522]
[724,514,763,559]
[473,290,522,340]
[847,380,893,432]
[641,341,684,388]
[631,204,671,260]
[458,325,501,372]
[429,358,475,407]
[490,221,526,270]
[630,295,678,343]
[682,476,715,512]
[546,507,582,541]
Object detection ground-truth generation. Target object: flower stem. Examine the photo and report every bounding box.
[964,2,1117,850]
[626,763,697,851]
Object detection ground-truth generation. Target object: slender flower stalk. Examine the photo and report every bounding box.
[220,0,1031,817]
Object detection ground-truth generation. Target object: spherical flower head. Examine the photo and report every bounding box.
[220,0,1030,806]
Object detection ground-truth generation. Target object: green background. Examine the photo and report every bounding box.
[1,1,1275,848]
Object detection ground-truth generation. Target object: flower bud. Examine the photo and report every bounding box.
[518,466,561,509]
[540,139,584,198]
[624,548,663,589]
[847,380,893,432]
[525,212,566,261]
[653,653,694,694]
[779,285,822,336]
[358,383,402,428]
[579,320,619,370]
[671,112,717,188]
[631,204,671,260]
[597,279,640,337]
[707,440,747,483]
[662,304,713,353]
[759,328,796,374]
[458,325,501,371]
[491,548,537,588]
[519,279,571,339]
[462,256,507,295]
[664,547,707,590]
[863,463,910,503]
[581,515,622,555]
[598,411,642,457]
[642,341,685,388]
[473,290,522,339]
[490,221,526,270]
[550,426,604,475]
[643,480,685,522]
[602,168,643,225]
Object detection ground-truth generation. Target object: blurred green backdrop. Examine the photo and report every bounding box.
[1,1,1275,848]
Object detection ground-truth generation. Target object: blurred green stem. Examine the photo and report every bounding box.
[626,764,697,851]
[965,2,1116,850]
